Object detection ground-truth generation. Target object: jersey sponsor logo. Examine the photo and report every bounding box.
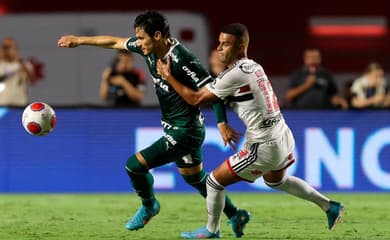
[239,62,257,74]
[152,76,170,92]
[182,66,200,82]
[161,120,178,130]
[259,113,282,128]
[165,134,177,146]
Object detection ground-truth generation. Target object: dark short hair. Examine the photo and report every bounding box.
[134,10,170,38]
[221,23,248,38]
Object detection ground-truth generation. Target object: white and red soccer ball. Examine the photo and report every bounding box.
[22,102,56,136]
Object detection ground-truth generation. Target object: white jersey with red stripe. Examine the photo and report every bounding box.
[206,58,290,143]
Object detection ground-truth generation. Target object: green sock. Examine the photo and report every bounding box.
[183,170,237,219]
[126,170,156,207]
[126,155,156,208]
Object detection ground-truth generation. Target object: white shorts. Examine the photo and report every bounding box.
[227,128,296,182]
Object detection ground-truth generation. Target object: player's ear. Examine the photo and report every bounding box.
[238,42,245,52]
[154,31,162,40]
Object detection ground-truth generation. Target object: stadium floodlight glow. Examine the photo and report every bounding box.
[309,16,387,37]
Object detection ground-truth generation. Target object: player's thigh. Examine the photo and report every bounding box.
[212,161,241,187]
[139,136,185,169]
[226,132,294,183]
[140,129,204,169]
[170,127,205,169]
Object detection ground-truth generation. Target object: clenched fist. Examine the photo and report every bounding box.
[57,35,80,48]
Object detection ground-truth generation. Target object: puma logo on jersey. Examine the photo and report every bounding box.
[147,57,153,65]
[170,53,179,63]
[152,76,169,92]
[182,66,200,82]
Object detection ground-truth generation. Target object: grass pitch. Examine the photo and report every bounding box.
[0,193,389,239]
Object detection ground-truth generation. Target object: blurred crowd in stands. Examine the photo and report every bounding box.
[1,36,388,109]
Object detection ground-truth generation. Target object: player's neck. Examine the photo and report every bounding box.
[227,54,248,68]
[155,39,172,59]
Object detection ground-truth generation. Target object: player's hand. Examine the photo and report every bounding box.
[58,35,80,48]
[156,57,171,79]
[217,122,242,151]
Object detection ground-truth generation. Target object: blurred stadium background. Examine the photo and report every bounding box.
[0,1,389,239]
[0,0,389,106]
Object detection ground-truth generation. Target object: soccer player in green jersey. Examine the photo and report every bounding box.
[58,10,250,236]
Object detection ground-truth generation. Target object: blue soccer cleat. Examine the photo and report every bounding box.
[181,226,221,239]
[125,200,160,231]
[326,200,344,230]
[228,209,251,238]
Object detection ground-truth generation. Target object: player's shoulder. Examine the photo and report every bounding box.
[170,38,196,60]
[227,59,262,77]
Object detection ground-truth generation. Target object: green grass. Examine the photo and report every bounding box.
[0,193,389,239]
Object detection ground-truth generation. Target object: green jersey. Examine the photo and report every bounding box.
[125,37,213,129]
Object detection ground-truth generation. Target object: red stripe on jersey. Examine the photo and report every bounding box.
[239,84,251,93]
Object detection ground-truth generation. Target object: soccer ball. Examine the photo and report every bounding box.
[22,102,56,136]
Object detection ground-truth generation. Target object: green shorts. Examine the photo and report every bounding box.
[140,126,205,169]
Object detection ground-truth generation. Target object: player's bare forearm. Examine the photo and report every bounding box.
[58,35,127,49]
[157,58,217,106]
[165,75,201,106]
[156,58,200,106]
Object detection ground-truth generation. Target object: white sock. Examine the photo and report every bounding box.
[206,173,225,233]
[266,175,330,211]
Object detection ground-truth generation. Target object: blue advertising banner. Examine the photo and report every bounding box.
[0,108,389,192]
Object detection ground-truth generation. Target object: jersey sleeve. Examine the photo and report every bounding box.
[174,45,213,89]
[206,70,239,100]
[124,37,144,55]
[192,60,213,88]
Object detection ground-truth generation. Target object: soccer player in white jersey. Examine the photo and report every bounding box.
[157,23,344,238]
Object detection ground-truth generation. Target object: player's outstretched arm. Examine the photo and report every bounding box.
[57,35,127,49]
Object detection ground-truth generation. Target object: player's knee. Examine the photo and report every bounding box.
[206,172,225,191]
[125,155,147,175]
[264,175,287,189]
[182,169,207,185]
[182,170,208,198]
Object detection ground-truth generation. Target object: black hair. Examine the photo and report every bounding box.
[134,10,170,38]
[221,23,248,38]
